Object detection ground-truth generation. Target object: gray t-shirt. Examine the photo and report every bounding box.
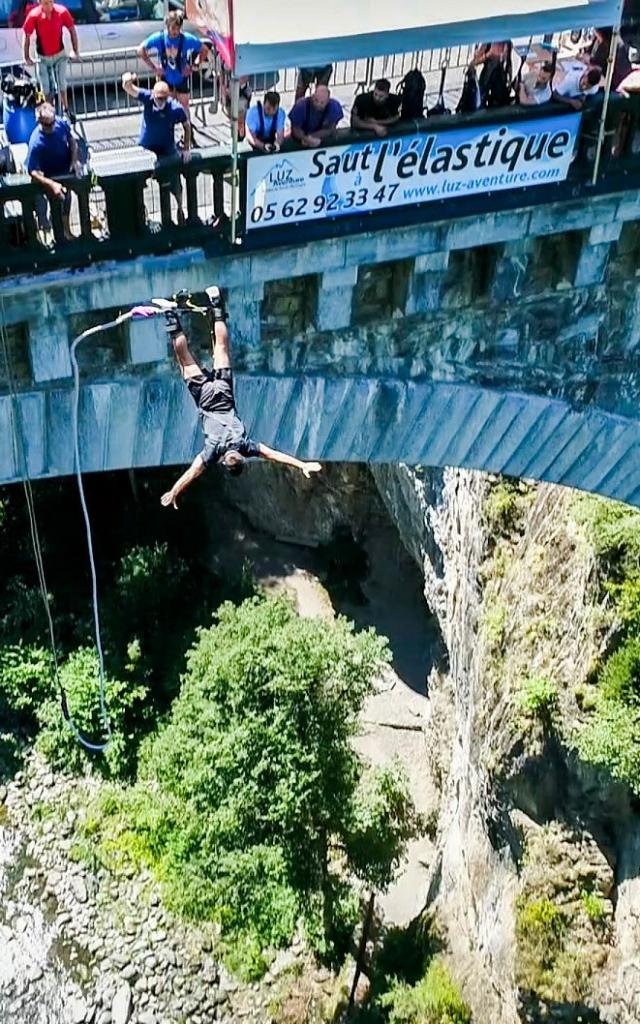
[200,407,261,466]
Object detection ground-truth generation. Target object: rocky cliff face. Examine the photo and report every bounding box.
[371,464,640,1024]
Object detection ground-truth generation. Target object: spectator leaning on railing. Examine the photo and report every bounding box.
[26,101,82,240]
[553,65,603,110]
[22,0,80,120]
[245,91,286,152]
[518,61,554,105]
[350,78,400,137]
[138,11,205,119]
[288,85,343,149]
[122,72,192,223]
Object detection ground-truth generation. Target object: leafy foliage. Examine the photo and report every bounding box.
[597,636,640,706]
[380,959,472,1024]
[572,495,640,575]
[484,480,520,538]
[345,764,422,892]
[574,699,640,795]
[517,676,558,720]
[0,643,54,718]
[580,889,607,925]
[571,496,640,793]
[82,596,417,976]
[36,647,149,778]
[515,897,567,996]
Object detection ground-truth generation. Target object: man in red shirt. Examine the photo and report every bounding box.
[23,0,80,117]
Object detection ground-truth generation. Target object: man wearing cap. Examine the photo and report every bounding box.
[26,101,82,239]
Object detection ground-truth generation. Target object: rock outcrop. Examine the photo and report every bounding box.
[372,464,640,1024]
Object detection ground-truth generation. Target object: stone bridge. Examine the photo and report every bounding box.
[1,188,640,504]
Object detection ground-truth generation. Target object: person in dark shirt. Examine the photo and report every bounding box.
[122,71,191,221]
[586,27,632,90]
[26,101,81,237]
[350,78,401,137]
[159,287,322,508]
[289,85,343,148]
[122,72,191,156]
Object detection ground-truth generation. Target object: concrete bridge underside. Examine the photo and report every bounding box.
[1,374,639,505]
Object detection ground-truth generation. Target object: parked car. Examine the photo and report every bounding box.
[0,0,203,82]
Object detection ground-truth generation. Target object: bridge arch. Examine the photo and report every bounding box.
[1,374,638,505]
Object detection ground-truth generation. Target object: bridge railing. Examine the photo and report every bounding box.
[1,94,638,276]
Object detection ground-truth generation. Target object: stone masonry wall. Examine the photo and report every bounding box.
[0,190,640,499]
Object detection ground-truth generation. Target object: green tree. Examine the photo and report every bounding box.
[37,647,149,778]
[94,595,417,976]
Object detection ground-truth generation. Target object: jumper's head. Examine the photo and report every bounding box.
[37,102,56,131]
[221,450,245,476]
[264,90,280,117]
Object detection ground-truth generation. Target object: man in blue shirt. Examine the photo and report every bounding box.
[289,85,343,148]
[26,101,81,238]
[138,11,204,118]
[122,72,191,222]
[245,90,286,152]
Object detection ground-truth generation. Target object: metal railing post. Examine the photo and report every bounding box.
[230,76,240,245]
[591,22,623,184]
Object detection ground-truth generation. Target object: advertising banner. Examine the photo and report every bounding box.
[186,0,234,68]
[245,113,580,231]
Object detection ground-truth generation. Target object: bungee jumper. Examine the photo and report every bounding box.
[147,286,322,508]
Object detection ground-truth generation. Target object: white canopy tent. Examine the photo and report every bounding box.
[187,0,625,75]
[184,0,626,240]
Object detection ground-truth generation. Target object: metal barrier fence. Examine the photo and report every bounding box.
[1,40,489,128]
[68,46,219,125]
[2,94,639,278]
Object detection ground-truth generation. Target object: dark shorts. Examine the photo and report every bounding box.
[170,77,191,95]
[187,367,235,413]
[297,65,333,89]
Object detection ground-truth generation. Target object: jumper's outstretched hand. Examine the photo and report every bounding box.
[302,462,322,479]
[161,490,179,509]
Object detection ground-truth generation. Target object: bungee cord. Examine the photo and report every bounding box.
[0,292,208,753]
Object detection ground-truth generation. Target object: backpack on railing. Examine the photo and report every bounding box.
[456,65,481,114]
[399,68,426,119]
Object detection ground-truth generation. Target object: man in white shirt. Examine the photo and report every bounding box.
[553,66,602,110]
[518,62,554,105]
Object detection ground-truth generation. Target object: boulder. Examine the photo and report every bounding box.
[111,982,132,1024]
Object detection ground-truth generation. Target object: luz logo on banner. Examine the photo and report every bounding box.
[245,114,580,230]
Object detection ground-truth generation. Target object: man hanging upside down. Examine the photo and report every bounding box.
[159,286,322,509]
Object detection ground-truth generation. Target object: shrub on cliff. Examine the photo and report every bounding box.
[515,896,567,996]
[380,958,472,1024]
[572,496,640,793]
[517,676,558,721]
[84,595,418,977]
